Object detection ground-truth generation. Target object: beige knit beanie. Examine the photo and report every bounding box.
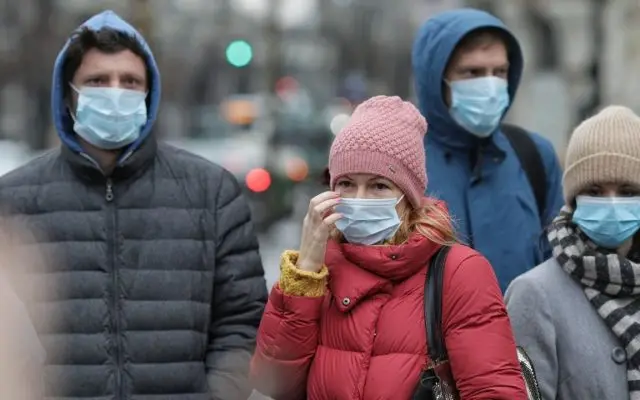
[563,105,640,204]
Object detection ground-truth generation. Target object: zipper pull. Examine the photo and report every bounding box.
[105,179,114,202]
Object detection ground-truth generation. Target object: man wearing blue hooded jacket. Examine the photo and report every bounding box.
[412,8,564,292]
[0,10,267,400]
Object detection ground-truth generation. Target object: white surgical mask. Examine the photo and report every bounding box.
[573,196,640,249]
[70,84,147,150]
[335,196,403,245]
[449,76,509,138]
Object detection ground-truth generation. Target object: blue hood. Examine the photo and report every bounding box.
[51,10,161,154]
[411,8,523,148]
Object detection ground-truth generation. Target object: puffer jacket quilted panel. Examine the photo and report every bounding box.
[252,236,527,400]
[0,141,267,400]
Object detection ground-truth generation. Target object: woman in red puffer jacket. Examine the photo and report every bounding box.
[250,96,527,400]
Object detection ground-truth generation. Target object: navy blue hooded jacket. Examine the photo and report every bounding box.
[412,8,564,291]
[0,10,267,400]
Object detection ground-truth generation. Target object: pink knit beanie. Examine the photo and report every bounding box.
[329,95,428,208]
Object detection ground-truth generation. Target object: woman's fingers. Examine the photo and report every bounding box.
[315,197,341,219]
[322,212,342,227]
[298,192,343,273]
[309,192,339,214]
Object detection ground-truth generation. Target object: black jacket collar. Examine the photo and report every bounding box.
[60,136,157,183]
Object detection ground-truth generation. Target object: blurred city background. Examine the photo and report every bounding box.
[0,0,636,288]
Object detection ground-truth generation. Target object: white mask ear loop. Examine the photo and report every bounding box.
[67,83,81,121]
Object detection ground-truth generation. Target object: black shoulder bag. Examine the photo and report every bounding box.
[412,246,542,400]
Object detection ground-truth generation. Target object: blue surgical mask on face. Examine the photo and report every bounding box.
[448,76,509,138]
[335,196,403,245]
[572,196,640,249]
[70,84,147,150]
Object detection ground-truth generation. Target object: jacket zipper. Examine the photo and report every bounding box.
[105,178,123,397]
[467,147,484,249]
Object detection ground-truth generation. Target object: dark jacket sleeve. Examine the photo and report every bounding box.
[205,170,268,400]
[442,245,527,400]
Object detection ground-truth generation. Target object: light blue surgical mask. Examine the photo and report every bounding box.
[335,196,403,245]
[449,76,509,138]
[572,196,640,249]
[70,84,147,150]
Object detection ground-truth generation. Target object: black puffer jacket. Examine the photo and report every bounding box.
[0,137,268,399]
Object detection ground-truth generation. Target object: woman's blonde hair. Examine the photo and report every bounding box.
[330,198,458,246]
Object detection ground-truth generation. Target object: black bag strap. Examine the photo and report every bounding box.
[424,246,451,363]
[501,123,547,221]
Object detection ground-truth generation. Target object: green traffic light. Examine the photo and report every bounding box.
[226,40,253,67]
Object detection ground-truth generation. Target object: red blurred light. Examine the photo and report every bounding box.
[246,168,271,192]
[275,76,299,97]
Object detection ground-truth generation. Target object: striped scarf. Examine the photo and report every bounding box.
[548,207,640,397]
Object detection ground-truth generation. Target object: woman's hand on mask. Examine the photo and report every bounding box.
[297,191,342,273]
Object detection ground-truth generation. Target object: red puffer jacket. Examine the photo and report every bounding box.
[251,234,527,399]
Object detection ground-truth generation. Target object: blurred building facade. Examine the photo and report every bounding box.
[472,0,639,157]
[0,0,637,155]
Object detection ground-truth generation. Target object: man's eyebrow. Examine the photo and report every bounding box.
[78,72,110,82]
[120,72,146,81]
[621,183,640,190]
[456,62,510,70]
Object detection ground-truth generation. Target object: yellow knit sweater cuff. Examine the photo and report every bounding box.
[279,250,328,297]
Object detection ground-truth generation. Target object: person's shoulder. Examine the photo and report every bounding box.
[157,141,225,172]
[523,130,558,159]
[442,244,495,282]
[502,125,556,157]
[506,258,564,302]
[440,244,504,311]
[155,141,239,185]
[0,148,60,190]
[155,142,244,202]
[444,243,484,264]
[507,258,571,291]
